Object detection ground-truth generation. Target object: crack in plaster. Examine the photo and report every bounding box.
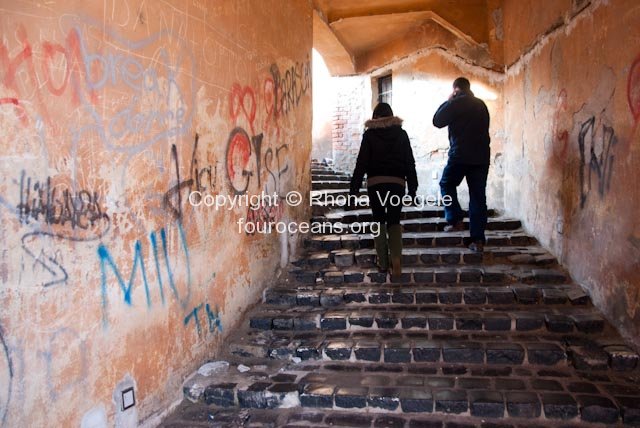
[506,0,608,78]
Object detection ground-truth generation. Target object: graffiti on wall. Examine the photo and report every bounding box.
[269,59,311,118]
[40,328,87,401]
[226,81,290,197]
[0,16,197,289]
[97,221,191,327]
[0,98,29,127]
[163,134,219,220]
[223,58,310,235]
[0,21,196,154]
[184,302,222,338]
[628,54,640,126]
[16,171,107,234]
[578,116,618,208]
[0,170,110,287]
[225,128,289,197]
[0,2,313,425]
[0,326,12,426]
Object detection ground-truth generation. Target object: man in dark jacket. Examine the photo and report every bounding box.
[350,102,418,280]
[433,77,490,252]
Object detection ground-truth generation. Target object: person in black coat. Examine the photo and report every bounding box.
[433,77,491,252]
[350,102,418,279]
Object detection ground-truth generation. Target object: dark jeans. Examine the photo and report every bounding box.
[440,162,489,243]
[368,183,405,226]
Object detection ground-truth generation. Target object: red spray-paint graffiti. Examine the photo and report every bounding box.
[0,24,97,125]
[225,127,253,195]
[228,84,257,134]
[0,97,29,126]
[628,54,640,126]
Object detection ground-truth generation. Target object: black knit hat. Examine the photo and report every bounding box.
[453,77,471,91]
[372,102,393,119]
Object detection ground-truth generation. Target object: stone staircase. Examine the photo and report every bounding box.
[160,161,640,427]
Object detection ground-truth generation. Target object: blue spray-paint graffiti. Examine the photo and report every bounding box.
[0,325,13,426]
[69,17,196,155]
[97,221,191,327]
[184,303,222,337]
[40,328,87,401]
[98,240,150,308]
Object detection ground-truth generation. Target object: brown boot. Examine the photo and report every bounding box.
[388,224,403,281]
[373,223,389,272]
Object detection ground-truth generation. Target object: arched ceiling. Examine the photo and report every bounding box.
[313,0,504,75]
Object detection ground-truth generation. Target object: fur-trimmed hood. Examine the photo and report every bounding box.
[364,116,403,129]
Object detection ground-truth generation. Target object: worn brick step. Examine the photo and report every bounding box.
[309,200,473,216]
[313,205,455,222]
[310,167,338,173]
[319,206,499,222]
[310,188,366,198]
[289,359,639,381]
[314,205,499,223]
[292,246,560,276]
[318,206,499,223]
[240,336,572,365]
[299,246,554,270]
[247,307,608,336]
[313,219,522,235]
[253,338,637,373]
[320,207,448,221]
[311,173,350,180]
[308,190,472,205]
[289,265,569,286]
[264,284,591,307]
[230,328,639,373]
[311,180,352,190]
[161,403,639,428]
[305,230,541,252]
[191,369,637,425]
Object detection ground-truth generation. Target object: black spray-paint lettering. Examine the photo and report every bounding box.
[164,133,219,219]
[16,171,105,230]
[578,116,617,208]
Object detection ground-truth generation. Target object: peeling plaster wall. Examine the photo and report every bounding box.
[327,51,505,211]
[312,49,334,162]
[388,52,505,210]
[502,0,640,348]
[0,0,312,426]
[355,19,497,74]
[331,75,371,173]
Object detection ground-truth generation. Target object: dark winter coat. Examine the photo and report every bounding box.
[349,116,418,196]
[432,91,491,165]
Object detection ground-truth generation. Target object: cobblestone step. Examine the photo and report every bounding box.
[229,328,638,371]
[311,173,350,180]
[171,358,640,426]
[312,180,352,190]
[310,219,521,237]
[322,206,450,220]
[161,166,640,427]
[305,230,539,251]
[295,246,555,271]
[310,166,338,172]
[163,401,640,428]
[317,206,499,221]
[247,306,609,337]
[264,283,590,307]
[229,332,639,374]
[289,263,569,286]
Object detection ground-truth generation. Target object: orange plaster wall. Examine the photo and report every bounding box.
[502,0,640,349]
[0,0,312,426]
